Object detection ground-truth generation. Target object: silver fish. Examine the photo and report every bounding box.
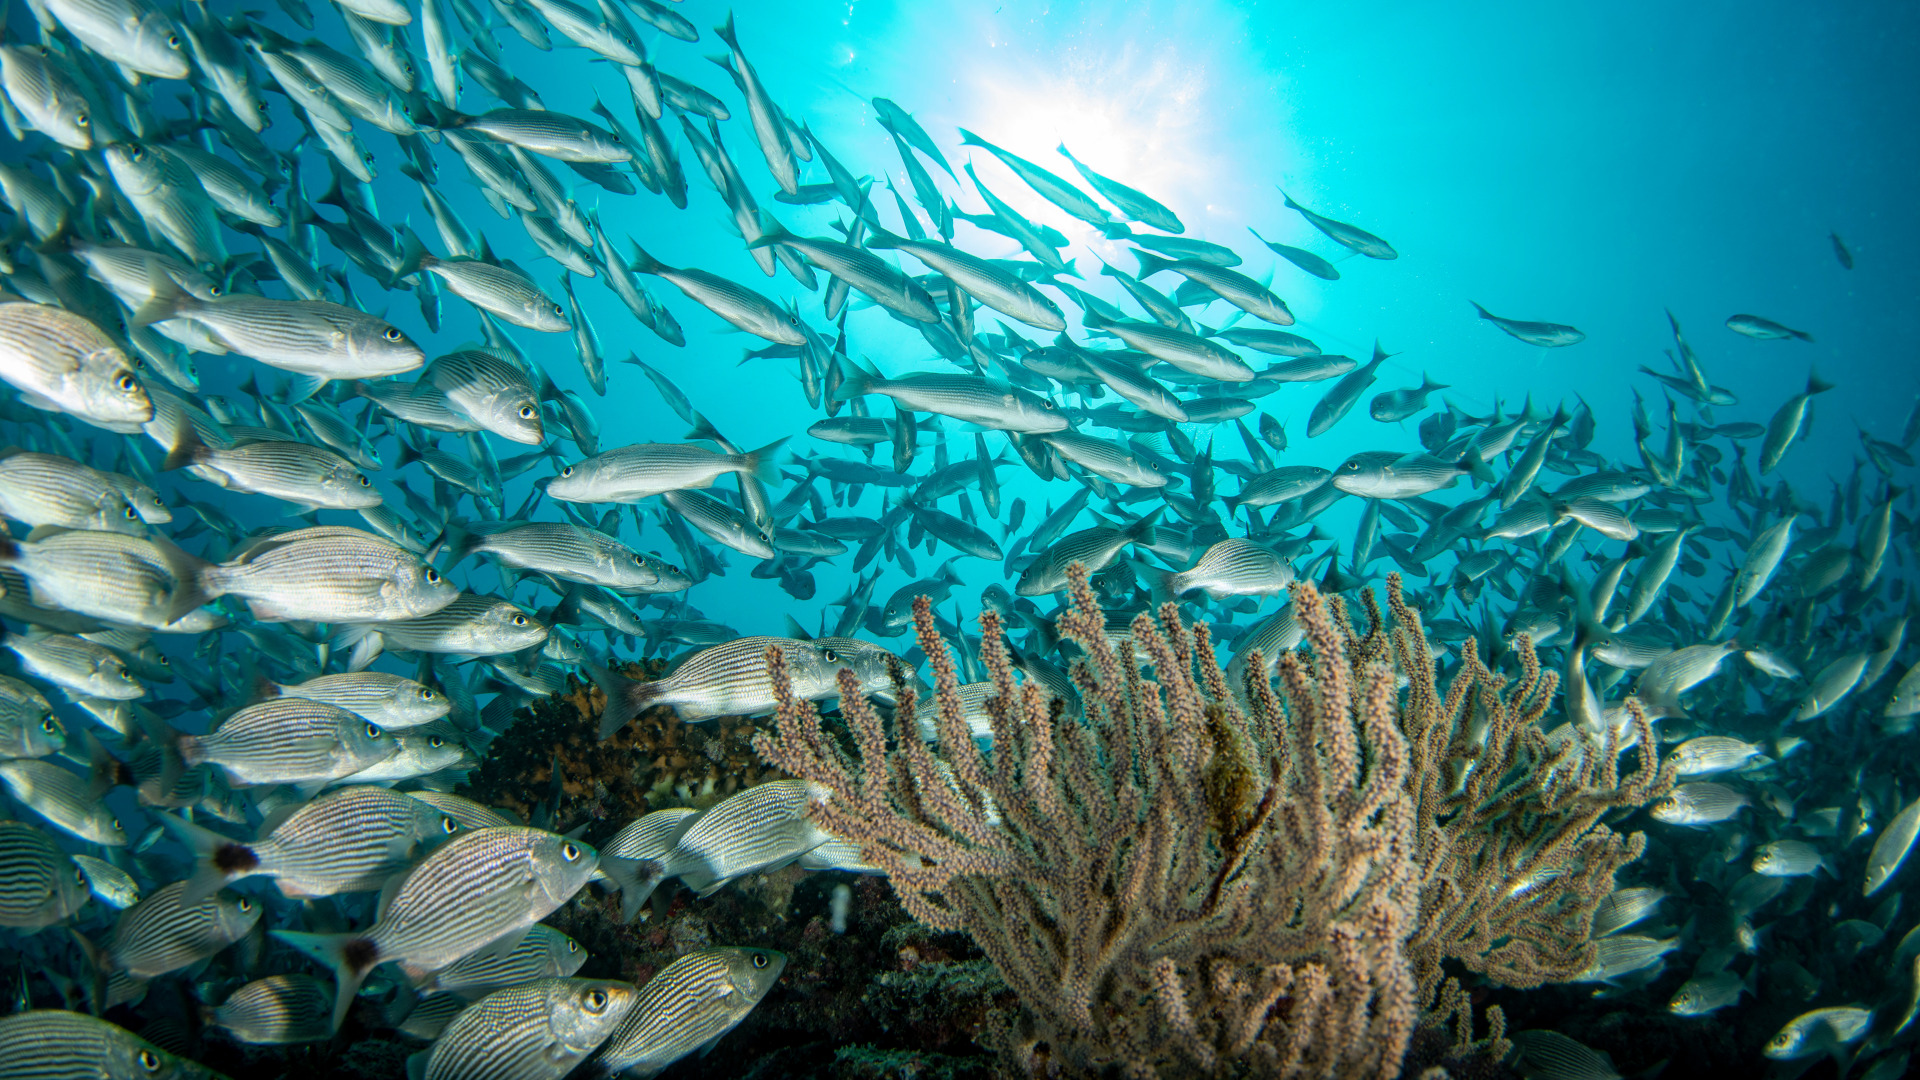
[547,442,780,504]
[200,526,459,623]
[0,759,124,846]
[592,635,897,732]
[0,1011,217,1079]
[1470,301,1585,347]
[1152,539,1294,600]
[5,632,145,700]
[1734,517,1795,606]
[1726,313,1813,341]
[71,853,138,910]
[1667,970,1749,1017]
[415,924,587,998]
[1650,782,1749,826]
[455,522,690,593]
[339,593,548,669]
[1759,372,1835,474]
[1865,794,1920,896]
[424,348,544,444]
[1764,1007,1871,1060]
[0,303,152,433]
[177,699,397,792]
[1018,513,1160,596]
[1280,189,1397,259]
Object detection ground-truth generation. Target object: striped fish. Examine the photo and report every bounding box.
[1152,538,1295,601]
[396,992,468,1039]
[161,786,461,904]
[200,525,460,624]
[0,674,59,761]
[661,488,774,559]
[177,698,397,791]
[0,759,125,845]
[338,723,476,786]
[416,977,636,1080]
[451,521,691,593]
[406,790,521,830]
[545,442,780,505]
[416,924,587,998]
[5,632,145,700]
[268,671,451,729]
[272,826,654,1031]
[0,1010,222,1080]
[591,948,785,1078]
[424,348,543,444]
[164,437,381,511]
[337,592,548,670]
[0,450,145,534]
[203,974,334,1045]
[0,528,212,631]
[604,808,700,863]
[0,821,89,929]
[0,303,153,432]
[81,881,259,1006]
[1016,512,1160,596]
[590,635,898,734]
[661,781,834,900]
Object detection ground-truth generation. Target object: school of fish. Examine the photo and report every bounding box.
[0,0,1911,1076]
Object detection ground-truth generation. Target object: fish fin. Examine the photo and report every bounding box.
[270,929,374,1033]
[1469,300,1493,320]
[160,420,209,472]
[598,854,666,923]
[1130,249,1172,279]
[741,438,787,485]
[406,1051,428,1080]
[1807,370,1836,396]
[337,625,385,671]
[586,664,661,739]
[830,359,878,403]
[156,811,256,906]
[149,534,214,626]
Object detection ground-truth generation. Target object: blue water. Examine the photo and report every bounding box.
[382,0,1920,631]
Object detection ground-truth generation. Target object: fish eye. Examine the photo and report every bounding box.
[208,283,223,296]
[424,568,442,584]
[125,507,138,519]
[822,648,838,662]
[166,34,179,48]
[366,722,382,738]
[511,614,528,626]
[553,304,564,315]
[74,113,87,127]
[111,820,124,832]
[137,1049,160,1072]
[428,735,445,748]
[130,147,144,161]
[384,328,404,342]
[39,717,55,732]
[74,868,86,886]
[567,940,579,953]
[518,405,536,419]
[419,688,437,700]
[561,842,581,861]
[115,373,137,391]
[359,475,372,486]
[585,988,609,1011]
[441,816,458,834]
[238,897,254,912]
[752,953,769,969]
[559,466,574,477]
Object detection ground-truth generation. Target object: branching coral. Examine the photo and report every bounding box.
[754,565,1673,1077]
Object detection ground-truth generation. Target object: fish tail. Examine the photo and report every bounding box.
[1793,328,1815,343]
[1279,187,1301,210]
[587,664,662,739]
[713,9,739,49]
[740,438,788,485]
[67,928,107,1015]
[830,359,877,402]
[336,624,385,672]
[956,127,984,149]
[1469,300,1492,320]
[1126,508,1162,548]
[598,854,667,923]
[390,229,431,287]
[1131,249,1171,278]
[1807,370,1836,396]
[1130,558,1178,606]
[127,272,198,329]
[157,811,258,906]
[270,930,375,1033]
[626,239,665,276]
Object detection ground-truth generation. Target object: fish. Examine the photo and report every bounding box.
[834,366,1067,434]
[1751,839,1824,876]
[173,698,398,792]
[271,826,647,1032]
[412,977,636,1080]
[0,1011,217,1078]
[264,672,452,729]
[1763,1007,1872,1060]
[0,760,125,846]
[1650,782,1749,826]
[1666,736,1764,777]
[1733,517,1795,606]
[1759,371,1836,473]
[1306,342,1391,437]
[1279,189,1397,259]
[591,947,787,1078]
[198,526,460,623]
[1865,794,1920,896]
[959,129,1110,228]
[82,880,260,1006]
[0,822,90,930]
[1726,313,1813,342]
[414,924,587,998]
[1143,539,1294,601]
[1667,970,1751,1016]
[1469,301,1586,347]
[0,304,154,433]
[1369,375,1448,423]
[204,974,335,1045]
[1831,231,1854,269]
[71,854,138,910]
[590,636,896,733]
[1057,144,1181,232]
[653,780,837,902]
[1017,512,1160,596]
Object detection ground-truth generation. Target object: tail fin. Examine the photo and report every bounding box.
[1807,370,1836,396]
[1125,508,1161,548]
[587,664,663,739]
[160,421,209,473]
[955,127,986,150]
[156,811,259,906]
[1469,300,1493,321]
[830,360,878,403]
[626,239,665,276]
[1130,558,1178,605]
[1131,249,1173,278]
[270,929,376,1033]
[128,273,199,329]
[1279,188,1302,211]
[597,854,666,922]
[712,10,739,49]
[739,439,787,485]
[150,534,214,625]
